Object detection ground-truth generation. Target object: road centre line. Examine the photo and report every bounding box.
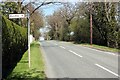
[60,46,66,49]
[95,64,119,77]
[69,50,83,57]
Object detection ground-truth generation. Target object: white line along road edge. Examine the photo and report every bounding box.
[95,64,119,77]
[80,46,117,56]
[60,46,66,49]
[69,50,83,58]
[55,43,58,45]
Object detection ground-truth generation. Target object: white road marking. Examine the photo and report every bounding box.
[75,45,118,56]
[93,49,117,56]
[55,43,58,45]
[60,46,66,49]
[95,64,119,77]
[69,50,83,57]
[104,52,116,56]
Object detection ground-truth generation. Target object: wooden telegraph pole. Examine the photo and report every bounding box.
[90,3,93,45]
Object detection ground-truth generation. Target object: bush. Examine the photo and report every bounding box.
[2,16,28,79]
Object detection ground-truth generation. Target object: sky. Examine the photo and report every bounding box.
[0,0,63,16]
[40,4,63,16]
[39,4,63,34]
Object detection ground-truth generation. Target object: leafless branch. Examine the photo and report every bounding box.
[30,2,56,16]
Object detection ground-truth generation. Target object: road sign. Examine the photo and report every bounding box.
[9,14,26,19]
[9,12,31,68]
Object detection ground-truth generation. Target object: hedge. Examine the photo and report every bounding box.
[2,16,28,79]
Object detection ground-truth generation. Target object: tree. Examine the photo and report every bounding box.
[0,2,20,25]
[58,3,77,41]
[91,2,118,48]
[47,3,78,41]
[27,3,44,40]
[0,0,28,26]
[25,1,62,40]
[46,13,61,40]
[70,2,90,43]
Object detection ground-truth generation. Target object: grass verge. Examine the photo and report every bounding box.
[6,41,46,80]
[79,43,119,53]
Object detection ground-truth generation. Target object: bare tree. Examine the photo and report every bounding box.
[27,3,44,40]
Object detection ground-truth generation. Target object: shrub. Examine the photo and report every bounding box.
[2,16,28,79]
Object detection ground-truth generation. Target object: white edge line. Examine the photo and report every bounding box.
[55,43,58,45]
[105,52,116,56]
[60,46,65,49]
[75,45,117,56]
[87,47,117,56]
[95,64,119,77]
[69,50,83,57]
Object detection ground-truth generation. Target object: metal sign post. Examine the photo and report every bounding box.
[27,10,31,68]
[9,12,31,68]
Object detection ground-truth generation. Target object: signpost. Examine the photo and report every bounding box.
[9,14,26,19]
[9,12,31,68]
[27,10,31,68]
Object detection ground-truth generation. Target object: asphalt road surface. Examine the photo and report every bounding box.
[40,40,119,78]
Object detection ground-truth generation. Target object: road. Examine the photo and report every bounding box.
[40,40,119,78]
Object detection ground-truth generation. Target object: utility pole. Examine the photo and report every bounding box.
[27,9,31,68]
[90,3,93,45]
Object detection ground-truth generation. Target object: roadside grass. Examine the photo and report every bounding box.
[6,41,46,80]
[79,43,119,53]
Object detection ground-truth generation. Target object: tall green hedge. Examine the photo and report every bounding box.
[2,16,28,79]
